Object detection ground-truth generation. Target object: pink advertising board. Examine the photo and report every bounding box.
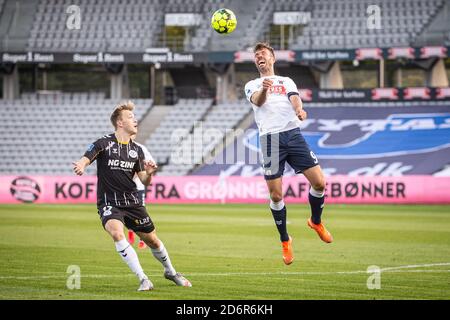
[1,175,450,205]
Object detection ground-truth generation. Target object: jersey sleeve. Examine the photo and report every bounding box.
[83,138,106,163]
[141,145,156,163]
[244,80,259,104]
[286,78,299,98]
[134,146,146,174]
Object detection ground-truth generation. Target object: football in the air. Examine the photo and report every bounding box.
[211,8,237,34]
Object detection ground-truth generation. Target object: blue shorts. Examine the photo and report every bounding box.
[260,127,319,180]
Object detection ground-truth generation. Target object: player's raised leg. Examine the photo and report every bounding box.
[137,231,192,287]
[105,219,153,291]
[266,177,293,265]
[303,165,333,243]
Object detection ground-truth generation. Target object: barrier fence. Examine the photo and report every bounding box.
[3,175,450,205]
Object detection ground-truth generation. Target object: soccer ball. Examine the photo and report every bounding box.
[211,8,237,34]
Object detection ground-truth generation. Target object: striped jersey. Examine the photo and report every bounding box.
[83,133,146,208]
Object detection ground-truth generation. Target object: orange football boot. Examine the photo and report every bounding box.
[138,240,147,249]
[307,218,333,243]
[281,236,294,265]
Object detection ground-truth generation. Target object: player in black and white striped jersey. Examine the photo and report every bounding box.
[72,101,191,291]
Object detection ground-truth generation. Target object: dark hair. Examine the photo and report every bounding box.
[110,101,135,129]
[253,42,275,58]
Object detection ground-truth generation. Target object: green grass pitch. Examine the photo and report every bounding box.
[0,203,449,300]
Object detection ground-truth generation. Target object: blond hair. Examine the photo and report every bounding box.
[110,100,135,129]
[253,42,275,58]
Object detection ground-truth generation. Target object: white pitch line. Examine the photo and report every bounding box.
[0,263,449,280]
[380,262,450,272]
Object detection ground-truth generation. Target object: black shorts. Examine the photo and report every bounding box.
[260,127,319,180]
[97,205,155,233]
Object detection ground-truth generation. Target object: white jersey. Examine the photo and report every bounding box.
[245,75,301,136]
[133,141,155,191]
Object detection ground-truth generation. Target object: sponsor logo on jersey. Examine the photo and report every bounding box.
[108,159,135,169]
[268,85,286,95]
[129,150,138,158]
[135,217,150,225]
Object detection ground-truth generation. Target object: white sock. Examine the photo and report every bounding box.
[309,187,325,198]
[270,199,285,211]
[115,239,147,281]
[151,241,176,276]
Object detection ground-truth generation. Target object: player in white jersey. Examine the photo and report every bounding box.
[244,43,333,265]
[128,134,155,249]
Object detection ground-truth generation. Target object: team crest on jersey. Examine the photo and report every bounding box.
[129,150,138,158]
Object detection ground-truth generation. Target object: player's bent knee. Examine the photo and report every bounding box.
[104,221,125,241]
[109,231,125,242]
[312,180,326,192]
[270,193,283,203]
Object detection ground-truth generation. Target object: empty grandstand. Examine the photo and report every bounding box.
[0,0,448,52]
[292,0,446,49]
[27,0,163,52]
[145,98,212,164]
[159,99,251,175]
[0,92,153,174]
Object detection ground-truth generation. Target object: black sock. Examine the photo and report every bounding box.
[309,192,325,224]
[270,205,289,242]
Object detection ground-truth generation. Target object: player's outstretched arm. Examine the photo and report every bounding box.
[72,156,91,176]
[251,79,273,107]
[137,160,158,186]
[289,94,307,121]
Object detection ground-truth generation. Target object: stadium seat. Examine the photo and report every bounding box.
[0,94,153,175]
[155,99,252,175]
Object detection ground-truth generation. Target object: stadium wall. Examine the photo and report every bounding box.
[3,175,450,205]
